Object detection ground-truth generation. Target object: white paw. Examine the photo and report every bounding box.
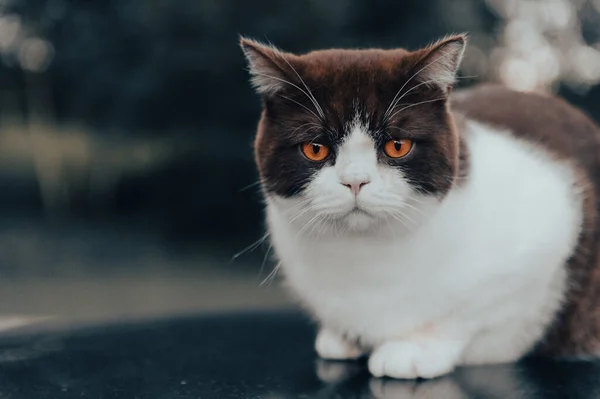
[368,340,459,379]
[315,329,363,360]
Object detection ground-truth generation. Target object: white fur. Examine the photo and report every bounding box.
[266,120,583,379]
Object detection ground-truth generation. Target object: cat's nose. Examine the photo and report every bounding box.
[342,180,370,195]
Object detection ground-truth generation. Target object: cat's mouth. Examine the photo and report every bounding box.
[343,206,376,221]
[340,206,377,230]
[348,207,371,216]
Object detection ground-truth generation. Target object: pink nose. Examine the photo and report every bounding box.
[342,181,370,195]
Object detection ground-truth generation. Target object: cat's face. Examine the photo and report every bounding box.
[242,36,467,235]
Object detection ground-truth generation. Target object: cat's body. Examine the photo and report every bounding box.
[241,36,600,379]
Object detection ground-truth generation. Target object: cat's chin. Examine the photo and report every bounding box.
[343,208,375,231]
[340,208,378,232]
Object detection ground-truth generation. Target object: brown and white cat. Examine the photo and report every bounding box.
[240,34,600,379]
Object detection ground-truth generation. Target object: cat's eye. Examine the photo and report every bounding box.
[384,139,413,159]
[301,143,330,162]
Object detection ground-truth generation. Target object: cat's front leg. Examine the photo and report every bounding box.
[368,337,467,379]
[315,328,365,360]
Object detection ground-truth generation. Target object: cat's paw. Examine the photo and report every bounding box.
[315,329,364,360]
[368,340,460,379]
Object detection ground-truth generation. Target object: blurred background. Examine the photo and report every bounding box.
[1,0,600,332]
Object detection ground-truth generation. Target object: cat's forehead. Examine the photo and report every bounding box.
[290,49,423,127]
[297,48,414,80]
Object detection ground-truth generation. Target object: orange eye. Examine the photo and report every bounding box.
[384,139,413,158]
[301,142,330,161]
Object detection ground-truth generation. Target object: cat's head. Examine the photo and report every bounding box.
[241,35,468,235]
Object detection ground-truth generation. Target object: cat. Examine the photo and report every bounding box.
[240,33,600,379]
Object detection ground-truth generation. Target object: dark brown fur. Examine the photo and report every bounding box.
[452,84,600,356]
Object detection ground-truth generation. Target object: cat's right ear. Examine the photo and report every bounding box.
[409,34,467,94]
[240,37,291,96]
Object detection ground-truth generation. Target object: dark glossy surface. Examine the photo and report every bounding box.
[2,310,600,398]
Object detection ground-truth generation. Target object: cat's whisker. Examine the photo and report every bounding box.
[309,133,331,146]
[383,49,455,120]
[260,261,282,287]
[456,74,479,80]
[238,180,264,193]
[278,54,326,119]
[388,97,448,121]
[325,215,337,237]
[291,122,323,136]
[286,197,313,211]
[288,203,316,224]
[396,213,418,232]
[288,210,311,224]
[278,94,321,120]
[383,200,421,222]
[378,193,428,219]
[250,71,324,120]
[306,214,322,236]
[316,214,333,237]
[308,214,327,237]
[397,201,429,219]
[386,125,413,136]
[407,196,425,204]
[384,210,416,232]
[287,202,311,218]
[385,78,444,120]
[395,210,418,230]
[297,213,324,237]
[231,233,270,261]
[284,197,314,214]
[257,243,273,282]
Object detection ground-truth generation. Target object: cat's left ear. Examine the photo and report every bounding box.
[411,34,467,93]
[240,37,295,96]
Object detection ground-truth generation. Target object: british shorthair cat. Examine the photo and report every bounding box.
[240,34,600,379]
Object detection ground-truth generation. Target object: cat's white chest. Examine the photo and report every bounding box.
[280,237,468,342]
[269,215,514,345]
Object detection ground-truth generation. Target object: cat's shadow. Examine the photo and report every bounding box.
[313,359,528,399]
